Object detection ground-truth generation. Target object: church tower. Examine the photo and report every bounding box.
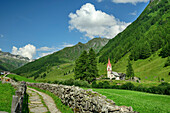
[107,58,112,78]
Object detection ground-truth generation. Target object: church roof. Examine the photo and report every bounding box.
[107,58,112,68]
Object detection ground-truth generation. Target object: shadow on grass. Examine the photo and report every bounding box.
[22,93,29,113]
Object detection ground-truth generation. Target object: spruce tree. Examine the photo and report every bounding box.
[140,41,151,59]
[164,56,170,67]
[126,59,134,79]
[74,50,88,80]
[85,48,98,83]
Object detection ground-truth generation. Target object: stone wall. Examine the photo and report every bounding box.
[27,82,137,113]
[11,81,27,113]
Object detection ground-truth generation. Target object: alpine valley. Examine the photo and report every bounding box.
[12,0,170,82]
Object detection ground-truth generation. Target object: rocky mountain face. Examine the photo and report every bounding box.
[0,51,30,71]
[0,51,30,62]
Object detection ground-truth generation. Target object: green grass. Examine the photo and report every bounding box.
[89,88,170,113]
[28,86,73,113]
[37,63,75,82]
[0,82,16,112]
[98,51,170,82]
[7,74,38,83]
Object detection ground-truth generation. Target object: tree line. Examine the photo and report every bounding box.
[74,48,98,83]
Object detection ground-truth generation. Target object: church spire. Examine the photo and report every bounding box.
[107,58,112,69]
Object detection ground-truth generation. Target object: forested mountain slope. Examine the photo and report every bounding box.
[13,38,109,78]
[98,0,170,81]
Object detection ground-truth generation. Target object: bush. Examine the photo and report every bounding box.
[53,79,91,88]
[103,81,110,89]
[92,81,98,88]
[121,82,135,90]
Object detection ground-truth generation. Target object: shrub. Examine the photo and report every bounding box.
[121,82,135,90]
[102,81,110,89]
[92,81,98,88]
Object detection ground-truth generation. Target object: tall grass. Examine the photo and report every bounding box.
[0,82,16,112]
[7,74,37,83]
[91,88,170,113]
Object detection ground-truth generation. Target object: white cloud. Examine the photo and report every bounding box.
[62,42,74,47]
[37,47,55,51]
[39,52,53,57]
[68,3,130,39]
[97,0,102,2]
[12,44,36,59]
[0,34,4,38]
[112,0,149,5]
[0,48,1,51]
[129,11,137,15]
[80,37,87,41]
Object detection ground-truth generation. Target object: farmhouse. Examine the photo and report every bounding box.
[107,58,125,80]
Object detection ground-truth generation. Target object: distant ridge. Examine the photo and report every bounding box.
[13,38,109,77]
[0,51,30,71]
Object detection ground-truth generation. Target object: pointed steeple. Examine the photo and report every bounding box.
[107,58,112,69]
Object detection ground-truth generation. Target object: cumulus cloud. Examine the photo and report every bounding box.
[112,0,149,5]
[129,11,137,15]
[0,48,2,51]
[0,34,4,38]
[80,37,87,41]
[62,42,74,47]
[37,47,55,51]
[68,3,130,39]
[12,44,36,59]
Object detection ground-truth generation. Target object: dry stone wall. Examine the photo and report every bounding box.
[27,82,137,113]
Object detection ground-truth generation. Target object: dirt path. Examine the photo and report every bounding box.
[27,87,61,113]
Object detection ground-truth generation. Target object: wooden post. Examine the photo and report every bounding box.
[11,95,18,113]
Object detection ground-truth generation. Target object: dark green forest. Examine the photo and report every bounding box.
[98,0,170,63]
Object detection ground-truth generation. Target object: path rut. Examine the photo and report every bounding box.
[27,87,61,113]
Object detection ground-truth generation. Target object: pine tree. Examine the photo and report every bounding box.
[164,56,170,67]
[74,50,88,80]
[160,42,170,58]
[140,41,151,59]
[85,48,98,83]
[126,58,134,79]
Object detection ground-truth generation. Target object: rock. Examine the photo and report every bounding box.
[26,82,137,113]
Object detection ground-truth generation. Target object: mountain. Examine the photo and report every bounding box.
[13,38,109,80]
[0,51,30,71]
[55,38,109,61]
[98,0,170,81]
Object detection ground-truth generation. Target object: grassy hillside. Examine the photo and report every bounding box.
[0,82,16,112]
[97,0,170,82]
[13,38,109,80]
[98,50,170,82]
[99,0,169,63]
[56,38,109,61]
[90,88,170,113]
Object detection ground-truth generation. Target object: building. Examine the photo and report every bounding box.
[107,58,125,80]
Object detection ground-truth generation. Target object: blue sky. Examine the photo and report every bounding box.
[0,0,149,59]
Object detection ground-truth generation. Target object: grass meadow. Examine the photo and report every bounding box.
[90,88,170,113]
[7,74,37,83]
[0,82,16,112]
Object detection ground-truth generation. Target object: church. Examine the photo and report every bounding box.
[107,58,124,80]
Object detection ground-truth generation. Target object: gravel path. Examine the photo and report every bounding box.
[27,87,61,113]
